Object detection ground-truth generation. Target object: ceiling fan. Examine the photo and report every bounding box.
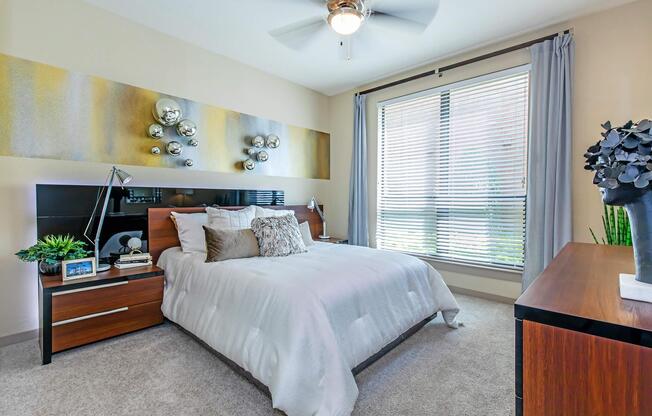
[269,0,439,57]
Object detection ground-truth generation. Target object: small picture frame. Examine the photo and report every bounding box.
[62,257,97,281]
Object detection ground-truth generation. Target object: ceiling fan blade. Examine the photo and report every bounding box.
[367,0,439,14]
[273,0,327,12]
[368,0,440,30]
[367,11,429,34]
[269,17,328,50]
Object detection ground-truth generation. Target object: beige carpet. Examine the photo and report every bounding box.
[0,294,514,416]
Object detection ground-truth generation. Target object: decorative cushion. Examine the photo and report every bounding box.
[299,221,314,247]
[206,206,256,230]
[251,214,307,257]
[254,206,295,218]
[203,226,260,262]
[171,211,209,253]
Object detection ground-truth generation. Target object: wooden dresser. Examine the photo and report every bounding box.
[514,243,652,415]
[39,266,164,364]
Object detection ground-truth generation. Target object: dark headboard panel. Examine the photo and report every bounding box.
[36,185,284,261]
[148,206,323,262]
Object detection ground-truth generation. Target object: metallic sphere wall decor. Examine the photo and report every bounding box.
[148,123,164,139]
[148,99,198,168]
[176,119,197,138]
[152,98,182,126]
[0,52,330,179]
[242,134,282,171]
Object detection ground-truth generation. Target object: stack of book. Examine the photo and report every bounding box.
[114,253,152,269]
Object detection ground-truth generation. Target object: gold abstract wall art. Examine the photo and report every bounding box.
[0,53,330,179]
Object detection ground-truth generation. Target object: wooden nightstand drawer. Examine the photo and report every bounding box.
[52,276,164,323]
[52,300,163,353]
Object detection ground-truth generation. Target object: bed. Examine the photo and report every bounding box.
[149,206,459,416]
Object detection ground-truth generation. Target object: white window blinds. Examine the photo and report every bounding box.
[377,68,529,270]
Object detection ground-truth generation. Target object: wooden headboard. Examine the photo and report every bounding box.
[147,205,323,262]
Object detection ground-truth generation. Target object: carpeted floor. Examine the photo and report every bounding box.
[0,294,514,416]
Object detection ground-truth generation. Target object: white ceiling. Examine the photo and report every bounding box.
[84,0,634,96]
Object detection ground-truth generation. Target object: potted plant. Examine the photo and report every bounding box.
[15,235,90,275]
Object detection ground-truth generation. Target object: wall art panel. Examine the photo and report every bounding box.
[0,53,330,179]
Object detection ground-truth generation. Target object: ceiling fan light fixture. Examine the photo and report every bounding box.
[328,6,364,35]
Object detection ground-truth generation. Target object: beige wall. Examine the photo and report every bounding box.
[328,0,652,300]
[571,0,652,243]
[0,0,331,338]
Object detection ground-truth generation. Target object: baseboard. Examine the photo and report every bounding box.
[0,329,38,348]
[449,285,516,304]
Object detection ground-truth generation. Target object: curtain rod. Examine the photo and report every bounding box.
[357,29,571,96]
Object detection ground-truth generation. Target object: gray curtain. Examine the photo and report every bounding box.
[522,34,574,290]
[348,93,369,246]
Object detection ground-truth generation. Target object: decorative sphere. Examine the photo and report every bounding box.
[176,119,197,137]
[246,147,257,156]
[266,134,280,149]
[251,135,265,148]
[152,98,182,126]
[148,123,164,139]
[166,141,183,156]
[257,150,269,162]
[127,237,142,251]
[188,138,199,147]
[151,146,161,155]
[184,159,194,167]
[243,159,256,171]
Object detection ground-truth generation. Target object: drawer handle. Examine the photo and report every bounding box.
[52,281,128,297]
[52,307,129,326]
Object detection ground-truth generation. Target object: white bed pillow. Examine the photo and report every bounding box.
[255,205,295,218]
[206,205,256,230]
[171,211,208,253]
[299,221,314,247]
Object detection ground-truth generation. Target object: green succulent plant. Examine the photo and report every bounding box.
[15,235,90,265]
[589,204,632,246]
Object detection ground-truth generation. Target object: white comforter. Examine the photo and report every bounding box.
[159,242,459,416]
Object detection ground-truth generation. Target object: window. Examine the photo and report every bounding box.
[377,67,529,270]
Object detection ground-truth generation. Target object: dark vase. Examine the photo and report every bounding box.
[39,260,61,276]
[625,192,652,284]
[602,186,652,284]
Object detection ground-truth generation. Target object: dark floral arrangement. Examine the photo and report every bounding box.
[584,119,652,189]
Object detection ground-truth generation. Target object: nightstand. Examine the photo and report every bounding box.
[38,265,164,364]
[316,237,349,244]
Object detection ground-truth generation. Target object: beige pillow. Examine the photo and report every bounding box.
[206,206,256,229]
[203,226,260,262]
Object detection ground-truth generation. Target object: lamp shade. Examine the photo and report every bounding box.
[115,168,133,185]
[328,7,364,35]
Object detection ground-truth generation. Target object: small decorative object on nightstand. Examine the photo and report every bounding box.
[38,265,164,364]
[319,237,348,244]
[61,257,96,281]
